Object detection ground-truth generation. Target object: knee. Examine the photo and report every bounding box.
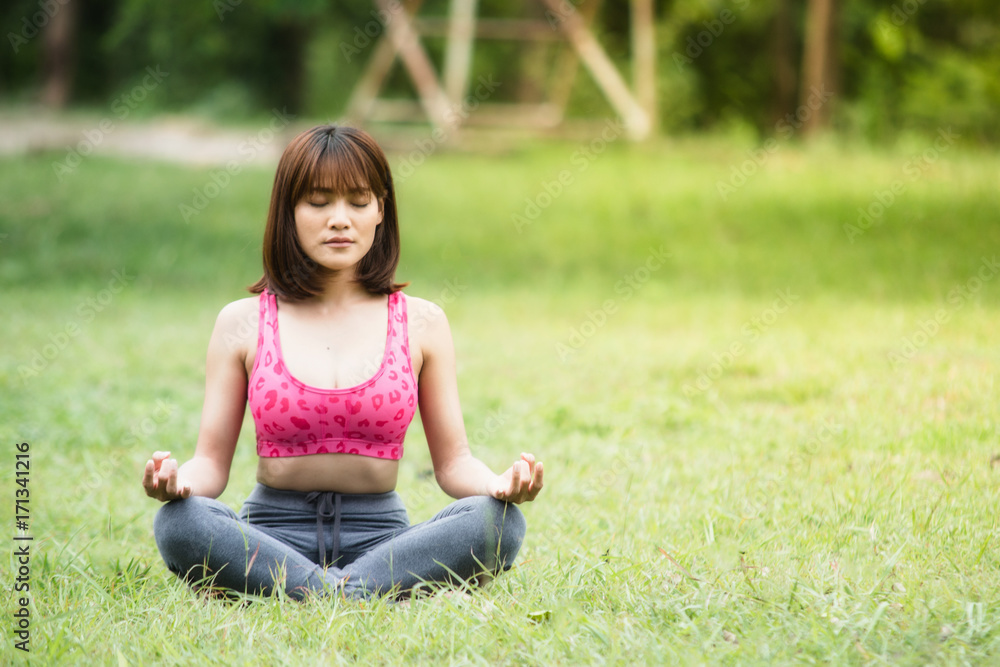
[152,496,217,559]
[495,499,526,543]
[477,497,526,565]
[154,495,205,533]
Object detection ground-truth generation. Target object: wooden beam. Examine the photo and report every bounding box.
[538,0,650,139]
[344,31,400,123]
[344,0,426,124]
[443,0,478,104]
[549,0,602,121]
[631,0,657,135]
[374,0,453,131]
[368,100,561,127]
[413,18,565,40]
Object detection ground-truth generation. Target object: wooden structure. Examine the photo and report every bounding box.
[345,0,657,141]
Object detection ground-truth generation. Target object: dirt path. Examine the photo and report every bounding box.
[0,106,575,169]
[0,107,295,167]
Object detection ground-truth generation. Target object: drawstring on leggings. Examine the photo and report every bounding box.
[305,491,341,568]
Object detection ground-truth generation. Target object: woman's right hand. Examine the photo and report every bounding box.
[142,451,193,501]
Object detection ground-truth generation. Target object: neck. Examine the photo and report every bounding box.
[310,269,375,308]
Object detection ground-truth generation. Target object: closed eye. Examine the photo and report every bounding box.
[303,191,373,208]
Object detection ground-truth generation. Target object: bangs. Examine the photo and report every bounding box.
[295,135,385,202]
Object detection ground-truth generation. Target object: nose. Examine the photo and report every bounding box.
[326,200,352,229]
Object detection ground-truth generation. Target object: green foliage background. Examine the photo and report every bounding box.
[2,0,998,141]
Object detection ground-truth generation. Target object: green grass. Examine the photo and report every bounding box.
[2,136,1000,664]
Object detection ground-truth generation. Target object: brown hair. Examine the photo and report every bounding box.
[248,125,407,300]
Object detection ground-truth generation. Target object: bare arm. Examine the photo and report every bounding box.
[142,300,252,501]
[415,299,543,503]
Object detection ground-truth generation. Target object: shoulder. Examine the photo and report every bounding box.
[400,293,449,333]
[216,296,260,330]
[399,293,454,369]
[209,296,260,354]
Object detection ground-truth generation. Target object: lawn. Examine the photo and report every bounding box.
[2,133,999,664]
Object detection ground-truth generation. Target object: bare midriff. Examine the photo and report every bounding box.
[256,454,399,493]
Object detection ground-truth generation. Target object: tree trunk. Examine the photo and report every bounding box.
[770,0,796,127]
[799,0,837,136]
[272,22,310,114]
[41,0,77,108]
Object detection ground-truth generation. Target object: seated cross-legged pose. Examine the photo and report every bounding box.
[143,125,543,600]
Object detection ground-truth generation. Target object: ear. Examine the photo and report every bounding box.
[377,198,385,224]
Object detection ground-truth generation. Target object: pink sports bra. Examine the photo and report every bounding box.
[247,290,418,460]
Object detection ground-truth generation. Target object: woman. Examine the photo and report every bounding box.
[143,125,543,600]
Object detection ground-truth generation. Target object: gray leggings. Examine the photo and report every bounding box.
[153,484,526,600]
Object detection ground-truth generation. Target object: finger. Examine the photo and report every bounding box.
[521,453,536,481]
[162,459,178,497]
[510,461,522,495]
[152,451,171,465]
[516,460,530,496]
[180,483,193,499]
[523,458,536,489]
[142,460,160,496]
[531,461,544,491]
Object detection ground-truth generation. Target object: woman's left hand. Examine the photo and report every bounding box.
[491,453,544,504]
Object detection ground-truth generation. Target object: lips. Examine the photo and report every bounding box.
[324,237,353,247]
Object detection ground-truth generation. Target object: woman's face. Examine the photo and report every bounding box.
[293,186,383,277]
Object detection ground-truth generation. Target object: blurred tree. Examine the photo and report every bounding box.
[799,0,837,135]
[88,0,338,117]
[769,0,797,126]
[0,0,997,142]
[40,0,76,108]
